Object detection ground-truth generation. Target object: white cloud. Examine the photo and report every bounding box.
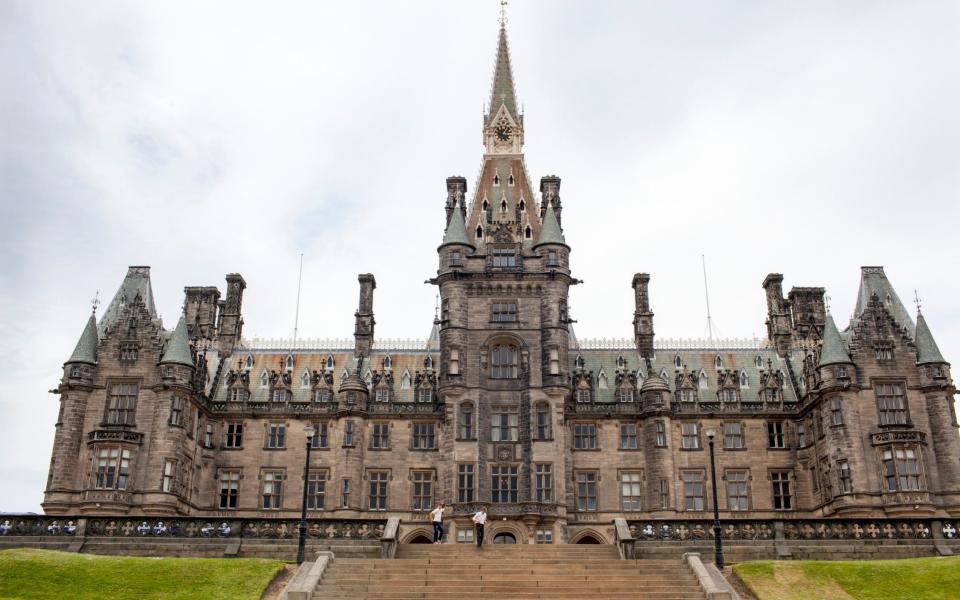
[1,1,957,511]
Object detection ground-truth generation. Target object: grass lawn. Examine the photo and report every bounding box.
[0,549,285,600]
[733,556,960,600]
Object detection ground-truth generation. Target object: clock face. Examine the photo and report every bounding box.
[495,125,511,141]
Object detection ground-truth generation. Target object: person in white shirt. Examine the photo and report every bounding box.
[471,506,487,548]
[430,502,446,544]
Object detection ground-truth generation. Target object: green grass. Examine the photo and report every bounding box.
[0,549,284,600]
[734,556,960,600]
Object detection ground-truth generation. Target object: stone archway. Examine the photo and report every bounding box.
[569,529,608,544]
[492,532,517,544]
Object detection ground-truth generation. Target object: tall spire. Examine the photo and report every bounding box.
[486,16,519,126]
[915,311,946,365]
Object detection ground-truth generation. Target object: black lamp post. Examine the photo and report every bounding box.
[704,426,724,570]
[297,424,316,565]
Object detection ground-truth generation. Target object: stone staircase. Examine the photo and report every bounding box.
[313,543,706,599]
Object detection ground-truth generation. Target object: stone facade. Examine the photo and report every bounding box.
[43,22,959,546]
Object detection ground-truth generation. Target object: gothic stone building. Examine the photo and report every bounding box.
[44,24,960,545]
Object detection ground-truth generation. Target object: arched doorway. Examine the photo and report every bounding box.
[493,532,517,544]
[575,534,602,544]
[409,534,433,544]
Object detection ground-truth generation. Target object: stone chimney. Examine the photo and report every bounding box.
[354,274,377,358]
[762,273,792,357]
[216,273,246,356]
[632,273,655,358]
[183,286,221,340]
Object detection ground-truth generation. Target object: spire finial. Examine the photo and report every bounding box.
[824,293,831,313]
[91,290,100,315]
[499,0,508,28]
[914,289,922,314]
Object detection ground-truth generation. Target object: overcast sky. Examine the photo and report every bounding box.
[1,1,958,512]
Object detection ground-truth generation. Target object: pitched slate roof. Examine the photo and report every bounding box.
[915,312,946,364]
[98,266,158,334]
[487,25,518,124]
[534,201,565,248]
[67,313,98,364]
[160,316,194,367]
[818,314,852,367]
[852,266,914,335]
[441,199,474,249]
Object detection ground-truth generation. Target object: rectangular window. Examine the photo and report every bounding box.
[412,471,434,511]
[106,383,138,426]
[683,472,705,511]
[875,345,894,361]
[618,389,635,403]
[549,349,560,375]
[883,448,921,491]
[343,421,354,447]
[457,464,475,503]
[272,389,289,403]
[417,389,434,403]
[449,349,460,375]
[576,471,598,511]
[218,470,240,509]
[659,478,670,509]
[655,421,667,447]
[546,251,558,267]
[491,302,518,323]
[837,461,852,494]
[797,421,807,447]
[371,422,389,449]
[460,405,474,439]
[876,383,908,425]
[535,464,553,503]
[620,423,638,449]
[491,465,519,503]
[723,422,744,450]
[341,479,351,508]
[267,423,286,449]
[261,470,283,510]
[679,389,696,403]
[230,388,248,402]
[346,392,357,405]
[314,389,332,403]
[726,471,748,511]
[772,471,793,510]
[375,388,390,403]
[492,248,516,267]
[162,460,176,493]
[681,423,700,450]
[457,529,475,544]
[311,422,328,449]
[169,397,184,427]
[491,408,519,442]
[576,389,591,403]
[225,422,243,448]
[119,344,138,362]
[536,404,551,440]
[412,423,436,449]
[204,423,214,448]
[307,470,327,510]
[767,421,785,449]
[368,471,388,510]
[830,397,844,426]
[621,471,642,511]
[573,423,597,450]
[450,251,462,267]
[94,447,131,490]
[536,529,553,544]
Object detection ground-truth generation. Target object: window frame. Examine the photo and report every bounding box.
[411,470,434,512]
[573,422,598,450]
[306,469,328,510]
[767,421,785,449]
[261,470,284,510]
[681,423,701,450]
[620,471,643,512]
[725,470,749,511]
[723,422,745,450]
[105,383,139,426]
[491,464,519,503]
[266,423,286,449]
[367,470,389,511]
[534,463,553,503]
[682,471,706,511]
[875,382,909,426]
[575,471,598,511]
[457,463,475,503]
[620,422,639,450]
[218,469,240,510]
[93,446,131,490]
[491,407,519,442]
[771,470,793,510]
[411,422,437,450]
[225,422,244,449]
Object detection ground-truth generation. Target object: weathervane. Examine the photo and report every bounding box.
[914,289,922,314]
[91,290,100,315]
[499,0,508,27]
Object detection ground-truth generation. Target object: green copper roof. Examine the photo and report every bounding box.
[534,201,565,248]
[67,313,98,364]
[98,266,158,334]
[915,312,946,364]
[853,266,914,335]
[441,199,474,249]
[486,25,518,125]
[819,313,852,367]
[160,316,194,367]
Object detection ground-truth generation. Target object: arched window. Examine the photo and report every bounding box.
[424,356,433,370]
[301,371,311,387]
[739,372,749,388]
[755,355,764,368]
[325,355,334,371]
[491,344,519,379]
[715,355,724,370]
[260,371,269,387]
[598,371,608,390]
[340,370,349,383]
[476,226,484,239]
[493,174,500,186]
[383,355,392,369]
[285,355,294,370]
[674,354,682,369]
[245,355,253,369]
[401,371,411,389]
[482,198,489,210]
[659,368,669,381]
[616,355,626,369]
[575,355,585,370]
[508,174,515,186]
[525,225,532,239]
[500,199,507,212]
[699,371,708,390]
[518,198,525,211]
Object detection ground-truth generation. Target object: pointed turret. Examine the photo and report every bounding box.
[486,24,519,126]
[441,198,474,250]
[160,316,194,367]
[98,266,158,334]
[533,201,566,248]
[67,313,99,365]
[853,266,914,335]
[915,312,946,365]
[818,314,852,367]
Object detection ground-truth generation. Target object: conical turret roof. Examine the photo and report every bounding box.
[441,199,474,249]
[818,313,852,367]
[160,316,194,367]
[67,313,99,364]
[534,201,566,248]
[915,312,946,364]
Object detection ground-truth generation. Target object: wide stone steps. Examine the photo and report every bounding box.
[313,546,705,599]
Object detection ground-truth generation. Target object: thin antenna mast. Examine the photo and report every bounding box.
[701,254,715,346]
[292,253,304,349]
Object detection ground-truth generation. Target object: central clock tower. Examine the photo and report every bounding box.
[483,25,524,155]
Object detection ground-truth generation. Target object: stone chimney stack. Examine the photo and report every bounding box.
[354,274,377,358]
[632,273,655,358]
[539,175,562,226]
[216,273,246,356]
[762,273,792,357]
[445,176,467,228]
[183,286,221,340]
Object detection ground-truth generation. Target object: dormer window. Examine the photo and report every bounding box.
[518,199,525,211]
[325,355,334,371]
[674,354,682,369]
[836,366,848,379]
[482,199,489,211]
[616,355,626,369]
[476,226,484,240]
[493,174,500,186]
[424,356,433,370]
[699,371,708,389]
[272,389,289,403]
[508,174,515,186]
[70,366,82,378]
[260,371,269,387]
[739,372,749,388]
[618,389,634,403]
[383,356,392,369]
[598,372,608,389]
[723,389,739,403]
[417,389,434,403]
[715,355,724,370]
[575,355,585,370]
[755,355,763,369]
[401,371,411,389]
[285,355,294,371]
[245,355,254,369]
[300,371,311,387]
[576,389,591,403]
[524,225,532,239]
[500,199,508,212]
